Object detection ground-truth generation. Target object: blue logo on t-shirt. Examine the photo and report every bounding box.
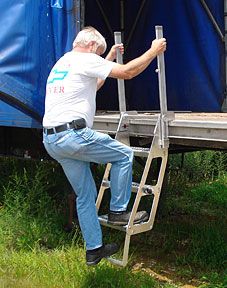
[47,69,68,84]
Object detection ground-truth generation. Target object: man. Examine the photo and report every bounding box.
[43,26,167,266]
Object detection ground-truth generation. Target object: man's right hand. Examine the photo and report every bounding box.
[151,38,167,55]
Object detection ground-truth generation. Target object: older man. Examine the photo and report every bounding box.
[43,26,166,265]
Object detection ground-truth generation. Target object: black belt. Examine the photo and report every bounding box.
[43,118,86,135]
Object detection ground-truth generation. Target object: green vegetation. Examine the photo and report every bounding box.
[0,151,226,287]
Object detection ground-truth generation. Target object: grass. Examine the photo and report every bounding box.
[0,158,176,288]
[0,247,177,288]
[0,151,226,287]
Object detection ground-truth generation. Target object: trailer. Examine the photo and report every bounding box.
[0,0,226,266]
[0,0,226,156]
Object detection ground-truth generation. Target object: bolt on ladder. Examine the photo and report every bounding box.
[96,26,173,266]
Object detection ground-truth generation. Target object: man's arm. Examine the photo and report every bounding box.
[109,38,166,80]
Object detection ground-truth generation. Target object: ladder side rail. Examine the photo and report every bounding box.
[127,152,168,235]
[127,120,160,229]
[127,119,168,234]
[148,150,168,226]
[107,234,131,267]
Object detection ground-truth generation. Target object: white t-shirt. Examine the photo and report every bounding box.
[42,51,116,128]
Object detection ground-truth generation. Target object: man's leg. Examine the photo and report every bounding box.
[43,130,120,265]
[75,130,148,225]
[59,158,119,265]
[70,129,134,211]
[59,158,102,250]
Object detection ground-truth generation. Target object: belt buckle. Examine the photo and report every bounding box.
[73,120,79,129]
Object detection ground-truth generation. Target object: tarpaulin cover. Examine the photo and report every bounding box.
[85,0,225,112]
[0,0,225,128]
[0,0,77,128]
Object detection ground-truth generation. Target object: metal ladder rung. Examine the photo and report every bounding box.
[101,180,154,195]
[131,182,153,194]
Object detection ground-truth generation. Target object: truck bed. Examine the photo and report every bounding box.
[93,112,227,150]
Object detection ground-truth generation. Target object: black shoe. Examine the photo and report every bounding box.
[86,243,119,266]
[108,210,149,226]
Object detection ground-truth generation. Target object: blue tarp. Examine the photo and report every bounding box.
[0,0,225,128]
[86,0,225,112]
[0,0,77,128]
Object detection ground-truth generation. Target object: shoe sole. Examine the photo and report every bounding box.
[107,214,149,226]
[86,247,119,266]
[86,256,102,266]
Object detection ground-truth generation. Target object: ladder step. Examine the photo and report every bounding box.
[131,146,150,157]
[98,214,150,234]
[101,180,153,195]
[98,214,127,231]
[99,214,152,235]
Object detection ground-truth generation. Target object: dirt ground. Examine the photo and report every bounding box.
[131,255,207,288]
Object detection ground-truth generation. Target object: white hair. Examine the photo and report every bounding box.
[73,26,107,53]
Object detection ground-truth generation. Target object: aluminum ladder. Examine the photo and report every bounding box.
[96,26,172,266]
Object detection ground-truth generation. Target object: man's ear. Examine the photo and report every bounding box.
[88,41,97,53]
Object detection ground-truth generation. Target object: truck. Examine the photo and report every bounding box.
[0,0,226,266]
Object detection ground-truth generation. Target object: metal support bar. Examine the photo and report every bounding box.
[200,0,225,42]
[200,0,227,111]
[120,0,125,41]
[75,0,82,34]
[79,0,85,30]
[114,32,127,113]
[125,0,147,51]
[155,26,169,148]
[95,0,113,37]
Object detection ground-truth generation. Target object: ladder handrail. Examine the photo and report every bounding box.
[155,26,170,148]
[114,31,127,113]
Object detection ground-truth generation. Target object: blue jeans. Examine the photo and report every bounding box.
[43,127,133,250]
